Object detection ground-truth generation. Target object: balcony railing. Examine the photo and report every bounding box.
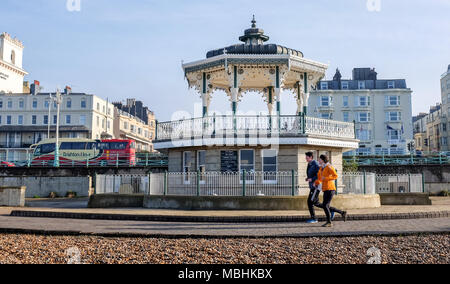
[155,115,356,141]
[0,142,33,149]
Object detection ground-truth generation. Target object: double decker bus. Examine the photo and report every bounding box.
[97,139,136,165]
[31,138,136,166]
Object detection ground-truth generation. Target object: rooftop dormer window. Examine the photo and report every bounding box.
[358,81,366,90]
[341,81,349,90]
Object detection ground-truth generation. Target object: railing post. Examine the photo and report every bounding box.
[86,158,89,168]
[422,172,426,193]
[302,113,306,134]
[269,115,272,133]
[278,115,281,135]
[242,170,246,197]
[148,173,151,195]
[291,170,295,196]
[213,112,216,136]
[116,154,119,168]
[363,170,367,195]
[408,173,412,193]
[256,114,260,135]
[146,153,149,167]
[27,153,31,168]
[197,170,201,197]
[164,171,168,196]
[93,173,97,195]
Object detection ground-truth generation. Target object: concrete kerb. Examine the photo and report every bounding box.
[9,210,450,223]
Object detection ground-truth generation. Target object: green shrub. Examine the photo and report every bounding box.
[343,159,359,173]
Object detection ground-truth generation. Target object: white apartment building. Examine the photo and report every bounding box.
[309,68,413,156]
[113,108,155,152]
[0,86,115,161]
[0,32,28,94]
[440,65,450,151]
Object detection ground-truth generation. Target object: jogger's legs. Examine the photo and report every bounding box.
[322,191,333,223]
[321,191,345,223]
[308,189,320,219]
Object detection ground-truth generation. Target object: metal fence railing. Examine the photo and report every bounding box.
[95,174,149,195]
[149,171,300,197]
[94,172,425,196]
[1,153,168,168]
[342,172,424,194]
[376,174,424,193]
[342,172,376,195]
[343,154,450,165]
[156,115,356,141]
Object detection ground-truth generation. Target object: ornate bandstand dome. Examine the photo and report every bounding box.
[182,16,330,117]
[206,16,304,59]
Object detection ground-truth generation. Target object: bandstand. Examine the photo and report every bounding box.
[153,17,359,199]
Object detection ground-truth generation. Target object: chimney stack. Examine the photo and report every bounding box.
[65,86,72,95]
[30,80,40,95]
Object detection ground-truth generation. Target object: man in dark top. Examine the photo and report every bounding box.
[305,152,320,224]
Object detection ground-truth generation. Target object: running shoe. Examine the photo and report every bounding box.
[342,211,348,222]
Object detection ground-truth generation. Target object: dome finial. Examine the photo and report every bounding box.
[251,15,256,28]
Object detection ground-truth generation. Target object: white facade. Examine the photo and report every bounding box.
[114,109,156,152]
[0,33,27,94]
[309,88,413,156]
[0,92,114,161]
[440,65,450,151]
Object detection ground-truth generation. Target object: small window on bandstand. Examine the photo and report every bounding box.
[183,151,193,184]
[197,151,206,184]
[262,150,278,184]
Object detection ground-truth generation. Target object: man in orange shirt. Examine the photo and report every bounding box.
[314,154,347,227]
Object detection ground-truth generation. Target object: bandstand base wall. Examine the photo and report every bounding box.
[143,194,381,211]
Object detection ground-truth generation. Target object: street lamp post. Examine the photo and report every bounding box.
[47,93,52,139]
[53,89,62,167]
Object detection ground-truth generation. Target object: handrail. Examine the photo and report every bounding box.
[1,153,168,168]
[155,115,356,141]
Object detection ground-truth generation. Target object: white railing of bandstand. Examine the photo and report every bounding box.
[155,115,355,141]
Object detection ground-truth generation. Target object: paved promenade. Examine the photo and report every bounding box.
[0,213,449,237]
[0,197,448,238]
[2,196,450,218]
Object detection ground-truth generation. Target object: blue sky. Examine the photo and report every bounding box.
[2,0,449,120]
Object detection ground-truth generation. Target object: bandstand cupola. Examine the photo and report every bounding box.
[183,16,327,118]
